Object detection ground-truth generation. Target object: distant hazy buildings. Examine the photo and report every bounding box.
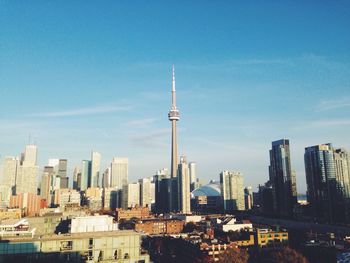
[220,171,245,211]
[305,143,350,223]
[102,167,111,188]
[269,139,297,217]
[110,157,128,189]
[91,151,101,188]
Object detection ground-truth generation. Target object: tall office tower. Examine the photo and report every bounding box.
[91,151,101,188]
[41,166,55,204]
[0,185,11,208]
[22,144,38,166]
[73,166,81,190]
[334,148,350,198]
[306,144,350,223]
[269,139,297,217]
[177,156,191,214]
[80,160,91,191]
[139,178,153,208]
[122,183,140,209]
[244,186,254,210]
[16,145,39,195]
[154,168,170,213]
[58,159,68,188]
[168,66,180,179]
[102,167,111,188]
[220,171,245,211]
[305,144,338,223]
[189,162,197,191]
[110,157,128,189]
[2,157,19,193]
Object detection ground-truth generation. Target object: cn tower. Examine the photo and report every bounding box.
[168,65,180,178]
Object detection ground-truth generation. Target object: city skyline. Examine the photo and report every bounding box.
[1,2,350,193]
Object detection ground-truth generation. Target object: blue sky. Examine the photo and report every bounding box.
[1,1,350,193]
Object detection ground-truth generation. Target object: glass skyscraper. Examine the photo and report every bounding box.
[269,139,297,217]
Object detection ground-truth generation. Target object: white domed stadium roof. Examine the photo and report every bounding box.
[191,182,221,197]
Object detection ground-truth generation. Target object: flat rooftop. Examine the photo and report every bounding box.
[0,230,140,243]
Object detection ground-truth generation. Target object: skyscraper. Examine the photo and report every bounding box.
[220,171,245,211]
[81,160,91,191]
[305,144,350,223]
[177,156,191,214]
[58,159,68,189]
[91,151,101,188]
[122,183,140,209]
[22,144,38,166]
[1,156,19,194]
[269,139,297,217]
[16,144,38,195]
[139,177,153,208]
[102,167,111,188]
[110,157,128,189]
[189,162,197,191]
[305,144,337,223]
[168,66,180,179]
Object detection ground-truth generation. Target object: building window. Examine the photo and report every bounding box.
[124,253,130,259]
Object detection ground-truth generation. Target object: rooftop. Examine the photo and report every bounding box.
[0,230,140,243]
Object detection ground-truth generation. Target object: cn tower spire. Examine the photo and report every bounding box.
[172,65,176,108]
[168,65,180,179]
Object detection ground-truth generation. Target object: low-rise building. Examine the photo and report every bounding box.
[54,189,81,207]
[0,208,21,220]
[171,214,203,223]
[211,216,253,232]
[116,206,150,221]
[70,215,118,233]
[9,193,45,216]
[0,230,149,262]
[0,218,36,238]
[135,219,184,235]
[27,212,63,236]
[254,228,288,247]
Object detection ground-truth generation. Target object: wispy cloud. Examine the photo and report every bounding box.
[309,119,350,127]
[125,118,157,127]
[316,97,350,112]
[28,105,131,117]
[129,128,170,148]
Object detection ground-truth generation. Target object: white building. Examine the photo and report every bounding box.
[139,178,153,207]
[211,216,253,232]
[1,156,18,191]
[111,157,128,189]
[16,166,38,195]
[220,171,245,211]
[70,215,118,233]
[0,185,11,208]
[189,162,196,184]
[122,183,140,209]
[22,145,38,167]
[0,218,36,238]
[178,156,191,214]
